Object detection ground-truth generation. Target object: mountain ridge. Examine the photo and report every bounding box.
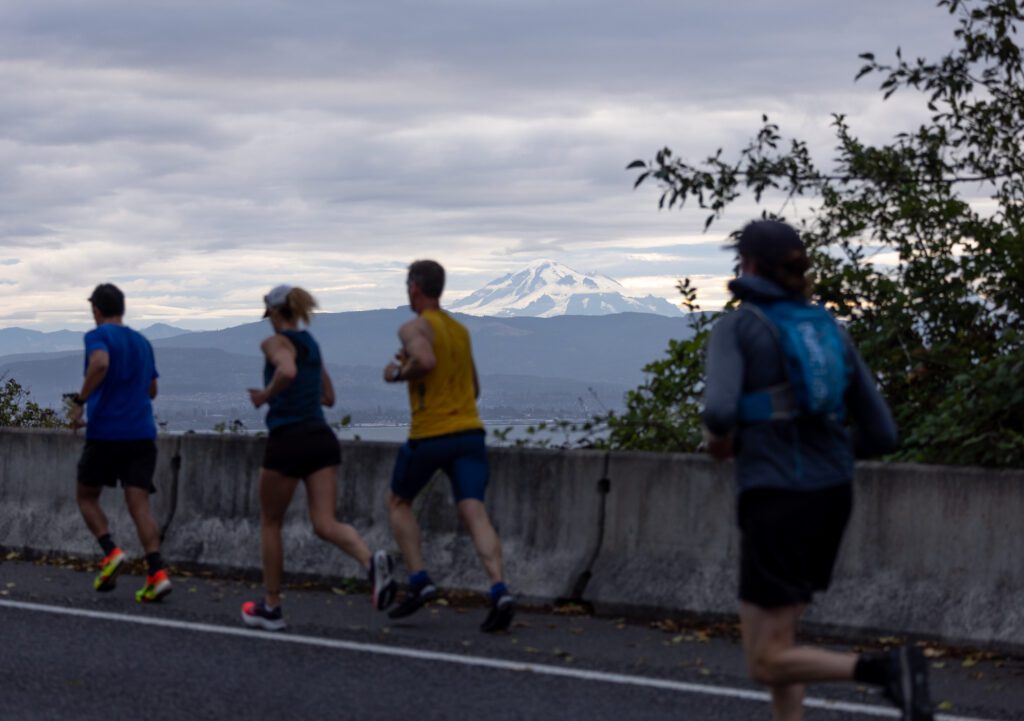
[144,308,692,385]
[1,310,696,428]
[0,323,192,356]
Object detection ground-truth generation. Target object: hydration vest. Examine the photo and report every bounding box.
[737,299,849,423]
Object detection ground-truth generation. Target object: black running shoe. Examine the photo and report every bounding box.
[882,646,934,721]
[480,592,516,633]
[241,600,286,631]
[387,582,438,619]
[369,549,397,612]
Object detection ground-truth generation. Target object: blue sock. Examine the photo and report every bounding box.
[489,582,508,602]
[409,570,431,588]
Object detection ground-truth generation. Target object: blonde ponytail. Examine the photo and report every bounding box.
[282,287,318,325]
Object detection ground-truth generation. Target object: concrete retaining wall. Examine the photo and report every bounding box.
[1,428,1021,649]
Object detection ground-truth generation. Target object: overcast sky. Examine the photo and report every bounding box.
[0,0,959,331]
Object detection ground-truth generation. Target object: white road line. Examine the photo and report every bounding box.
[0,598,993,721]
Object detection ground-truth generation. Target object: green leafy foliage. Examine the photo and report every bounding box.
[623,0,1023,466]
[490,419,603,449]
[211,419,247,434]
[489,281,721,453]
[0,377,63,429]
[330,414,361,441]
[600,279,719,452]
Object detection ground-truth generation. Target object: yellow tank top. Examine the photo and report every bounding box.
[408,309,484,439]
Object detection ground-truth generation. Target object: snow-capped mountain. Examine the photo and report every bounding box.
[448,260,684,318]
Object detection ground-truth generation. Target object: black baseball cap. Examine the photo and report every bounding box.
[731,220,804,262]
[87,283,125,317]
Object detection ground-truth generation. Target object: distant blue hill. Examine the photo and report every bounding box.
[140,323,193,340]
[0,323,191,356]
[148,309,696,386]
[0,310,697,429]
[0,328,83,355]
[0,347,631,430]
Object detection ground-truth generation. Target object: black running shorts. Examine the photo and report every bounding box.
[737,483,852,609]
[77,439,158,493]
[262,420,341,479]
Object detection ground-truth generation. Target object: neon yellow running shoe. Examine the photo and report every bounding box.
[135,569,172,603]
[93,548,125,592]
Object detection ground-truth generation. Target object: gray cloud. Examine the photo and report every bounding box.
[0,0,961,329]
[3,1,952,94]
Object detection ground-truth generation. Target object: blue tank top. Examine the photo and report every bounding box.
[263,330,326,431]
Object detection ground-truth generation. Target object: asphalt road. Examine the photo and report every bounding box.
[1,558,1021,721]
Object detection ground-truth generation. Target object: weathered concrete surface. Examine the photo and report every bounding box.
[163,437,610,598]
[1,428,1022,649]
[813,461,1024,649]
[588,451,1024,650]
[0,430,179,559]
[588,450,739,615]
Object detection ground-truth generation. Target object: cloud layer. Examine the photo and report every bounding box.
[0,0,957,329]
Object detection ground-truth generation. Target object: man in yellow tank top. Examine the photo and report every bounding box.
[382,260,515,632]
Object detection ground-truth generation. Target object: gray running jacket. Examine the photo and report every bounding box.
[701,275,898,493]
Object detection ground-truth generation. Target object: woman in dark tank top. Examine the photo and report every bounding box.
[239,285,396,630]
[261,325,326,432]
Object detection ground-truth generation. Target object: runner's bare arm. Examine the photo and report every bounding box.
[79,349,109,399]
[320,366,335,407]
[149,378,158,400]
[384,318,435,382]
[70,349,110,428]
[472,360,480,399]
[249,335,298,407]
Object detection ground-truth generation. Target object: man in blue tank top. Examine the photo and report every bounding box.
[70,284,171,603]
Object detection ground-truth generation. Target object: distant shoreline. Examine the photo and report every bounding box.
[166,421,604,445]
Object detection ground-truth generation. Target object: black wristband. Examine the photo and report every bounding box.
[72,394,86,406]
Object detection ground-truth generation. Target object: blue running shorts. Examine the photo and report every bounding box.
[391,429,489,503]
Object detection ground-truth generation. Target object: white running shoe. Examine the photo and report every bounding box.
[370,549,397,611]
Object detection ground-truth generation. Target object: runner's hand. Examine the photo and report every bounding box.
[383,362,403,383]
[703,428,734,461]
[248,388,269,408]
[69,404,86,430]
